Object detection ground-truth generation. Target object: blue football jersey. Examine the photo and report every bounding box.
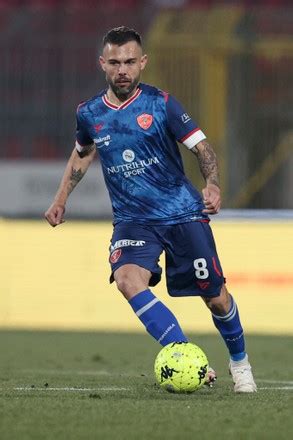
[75,83,208,225]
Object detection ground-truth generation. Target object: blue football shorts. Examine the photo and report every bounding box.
[109,221,225,298]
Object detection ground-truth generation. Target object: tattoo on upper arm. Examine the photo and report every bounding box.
[191,140,220,187]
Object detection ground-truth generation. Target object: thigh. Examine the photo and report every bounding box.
[165,222,225,297]
[109,223,163,287]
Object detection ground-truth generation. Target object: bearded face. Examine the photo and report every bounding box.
[99,41,147,101]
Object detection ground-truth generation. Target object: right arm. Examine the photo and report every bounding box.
[45,144,96,227]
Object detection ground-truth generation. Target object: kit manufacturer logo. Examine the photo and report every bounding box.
[94,134,111,148]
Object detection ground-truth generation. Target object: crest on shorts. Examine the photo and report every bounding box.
[110,248,122,264]
[137,114,153,130]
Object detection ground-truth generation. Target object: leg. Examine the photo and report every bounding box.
[202,284,245,360]
[114,264,188,346]
[115,265,216,385]
[162,222,255,392]
[114,263,151,300]
[202,284,257,392]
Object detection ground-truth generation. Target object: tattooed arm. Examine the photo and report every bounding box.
[191,140,221,215]
[45,145,96,227]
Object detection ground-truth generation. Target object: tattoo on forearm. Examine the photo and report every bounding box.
[68,167,85,195]
[191,141,220,187]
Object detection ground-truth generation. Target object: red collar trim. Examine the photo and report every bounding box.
[102,88,142,110]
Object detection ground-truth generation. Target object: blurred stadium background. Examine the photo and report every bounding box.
[0,0,292,334]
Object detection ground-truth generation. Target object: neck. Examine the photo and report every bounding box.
[106,86,138,106]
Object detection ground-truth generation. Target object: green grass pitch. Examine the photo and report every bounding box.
[0,330,292,440]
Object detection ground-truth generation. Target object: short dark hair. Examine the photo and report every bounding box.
[103,26,142,47]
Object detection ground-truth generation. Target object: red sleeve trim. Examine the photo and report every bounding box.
[180,127,200,143]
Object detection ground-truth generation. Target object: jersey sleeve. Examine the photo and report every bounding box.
[165,94,206,149]
[75,104,94,154]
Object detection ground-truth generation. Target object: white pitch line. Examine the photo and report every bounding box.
[255,379,293,385]
[21,369,112,376]
[258,387,293,391]
[13,386,130,392]
[19,371,293,385]
[220,378,293,384]
[0,385,292,392]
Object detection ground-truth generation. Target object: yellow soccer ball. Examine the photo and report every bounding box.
[154,342,209,393]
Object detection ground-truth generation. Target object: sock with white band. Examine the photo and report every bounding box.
[212,295,246,361]
[128,289,188,346]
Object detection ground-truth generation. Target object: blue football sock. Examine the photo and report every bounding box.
[212,295,246,361]
[129,289,188,346]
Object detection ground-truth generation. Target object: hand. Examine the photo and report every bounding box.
[202,184,221,215]
[44,203,66,227]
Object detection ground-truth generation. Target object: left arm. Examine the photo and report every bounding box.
[190,140,221,215]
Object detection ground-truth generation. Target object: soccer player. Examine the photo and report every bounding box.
[45,26,256,393]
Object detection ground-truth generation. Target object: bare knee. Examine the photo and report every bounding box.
[202,284,231,315]
[114,264,151,300]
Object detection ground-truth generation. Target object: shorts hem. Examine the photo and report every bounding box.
[167,279,225,298]
[109,263,162,287]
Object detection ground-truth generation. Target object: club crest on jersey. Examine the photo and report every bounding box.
[137,114,153,130]
[110,248,122,264]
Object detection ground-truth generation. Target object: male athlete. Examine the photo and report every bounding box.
[45,26,256,392]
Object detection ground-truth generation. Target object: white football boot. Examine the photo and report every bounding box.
[229,354,257,393]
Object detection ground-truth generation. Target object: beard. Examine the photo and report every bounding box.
[107,75,139,101]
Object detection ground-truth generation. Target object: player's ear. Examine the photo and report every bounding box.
[99,56,106,71]
[140,54,148,71]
